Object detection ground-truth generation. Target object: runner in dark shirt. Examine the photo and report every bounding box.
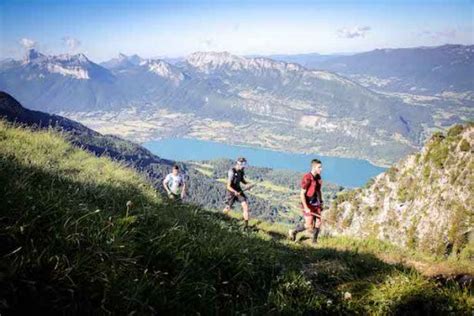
[223,157,252,227]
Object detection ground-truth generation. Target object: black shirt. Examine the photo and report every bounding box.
[227,168,247,192]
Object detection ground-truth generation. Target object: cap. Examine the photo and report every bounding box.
[236,157,247,167]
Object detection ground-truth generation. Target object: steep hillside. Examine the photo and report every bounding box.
[1,120,472,314]
[325,124,473,258]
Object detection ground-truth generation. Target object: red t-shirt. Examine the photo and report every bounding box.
[301,172,322,204]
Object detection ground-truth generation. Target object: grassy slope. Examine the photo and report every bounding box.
[0,120,472,315]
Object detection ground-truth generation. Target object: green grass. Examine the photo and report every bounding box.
[190,162,215,177]
[257,180,291,193]
[1,120,472,315]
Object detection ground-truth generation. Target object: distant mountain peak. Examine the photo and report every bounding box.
[23,48,46,63]
[185,51,307,74]
[19,49,114,81]
[186,51,245,69]
[101,53,144,69]
[118,53,143,64]
[118,52,128,60]
[53,53,91,66]
[140,59,184,83]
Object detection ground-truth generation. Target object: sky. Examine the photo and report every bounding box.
[1,0,472,62]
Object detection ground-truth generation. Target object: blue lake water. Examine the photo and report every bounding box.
[143,138,386,188]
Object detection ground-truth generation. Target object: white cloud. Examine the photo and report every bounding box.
[337,26,371,39]
[19,38,37,50]
[62,36,81,51]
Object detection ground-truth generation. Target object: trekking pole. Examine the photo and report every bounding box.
[307,210,338,226]
[242,183,257,192]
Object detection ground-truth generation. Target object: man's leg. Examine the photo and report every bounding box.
[304,214,314,232]
[241,201,249,227]
[312,210,322,244]
[305,214,320,243]
[289,211,314,241]
[288,219,305,241]
[223,192,235,214]
[223,206,231,214]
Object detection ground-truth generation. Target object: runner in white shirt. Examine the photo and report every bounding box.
[163,165,186,200]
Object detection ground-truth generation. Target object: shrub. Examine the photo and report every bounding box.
[459,139,470,152]
[426,142,449,169]
[430,131,445,143]
[406,220,419,250]
[386,166,398,182]
[342,211,354,229]
[447,202,470,256]
[447,124,464,138]
[397,187,409,203]
[364,177,375,188]
[423,165,431,180]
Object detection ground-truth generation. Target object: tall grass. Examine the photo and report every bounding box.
[1,120,472,314]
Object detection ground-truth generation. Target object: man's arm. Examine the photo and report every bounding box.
[317,180,323,208]
[163,175,171,194]
[242,175,252,190]
[300,175,311,212]
[181,182,186,198]
[300,189,310,212]
[226,180,240,195]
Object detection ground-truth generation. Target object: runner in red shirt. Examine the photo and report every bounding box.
[288,159,324,243]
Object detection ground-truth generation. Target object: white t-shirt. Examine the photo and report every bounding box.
[164,173,185,194]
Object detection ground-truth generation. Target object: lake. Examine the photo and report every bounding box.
[143,138,386,188]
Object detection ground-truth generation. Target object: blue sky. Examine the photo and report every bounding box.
[1,0,472,61]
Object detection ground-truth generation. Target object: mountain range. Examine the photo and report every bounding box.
[267,44,474,95]
[0,45,472,165]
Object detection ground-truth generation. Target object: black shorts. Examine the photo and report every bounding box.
[168,192,181,201]
[225,190,247,208]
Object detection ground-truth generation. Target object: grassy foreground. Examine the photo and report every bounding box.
[0,120,472,315]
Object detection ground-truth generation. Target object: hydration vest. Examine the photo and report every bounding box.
[230,168,245,191]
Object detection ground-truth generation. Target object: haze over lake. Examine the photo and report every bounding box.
[144,138,386,188]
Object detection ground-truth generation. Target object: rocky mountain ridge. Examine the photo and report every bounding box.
[325,123,473,258]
